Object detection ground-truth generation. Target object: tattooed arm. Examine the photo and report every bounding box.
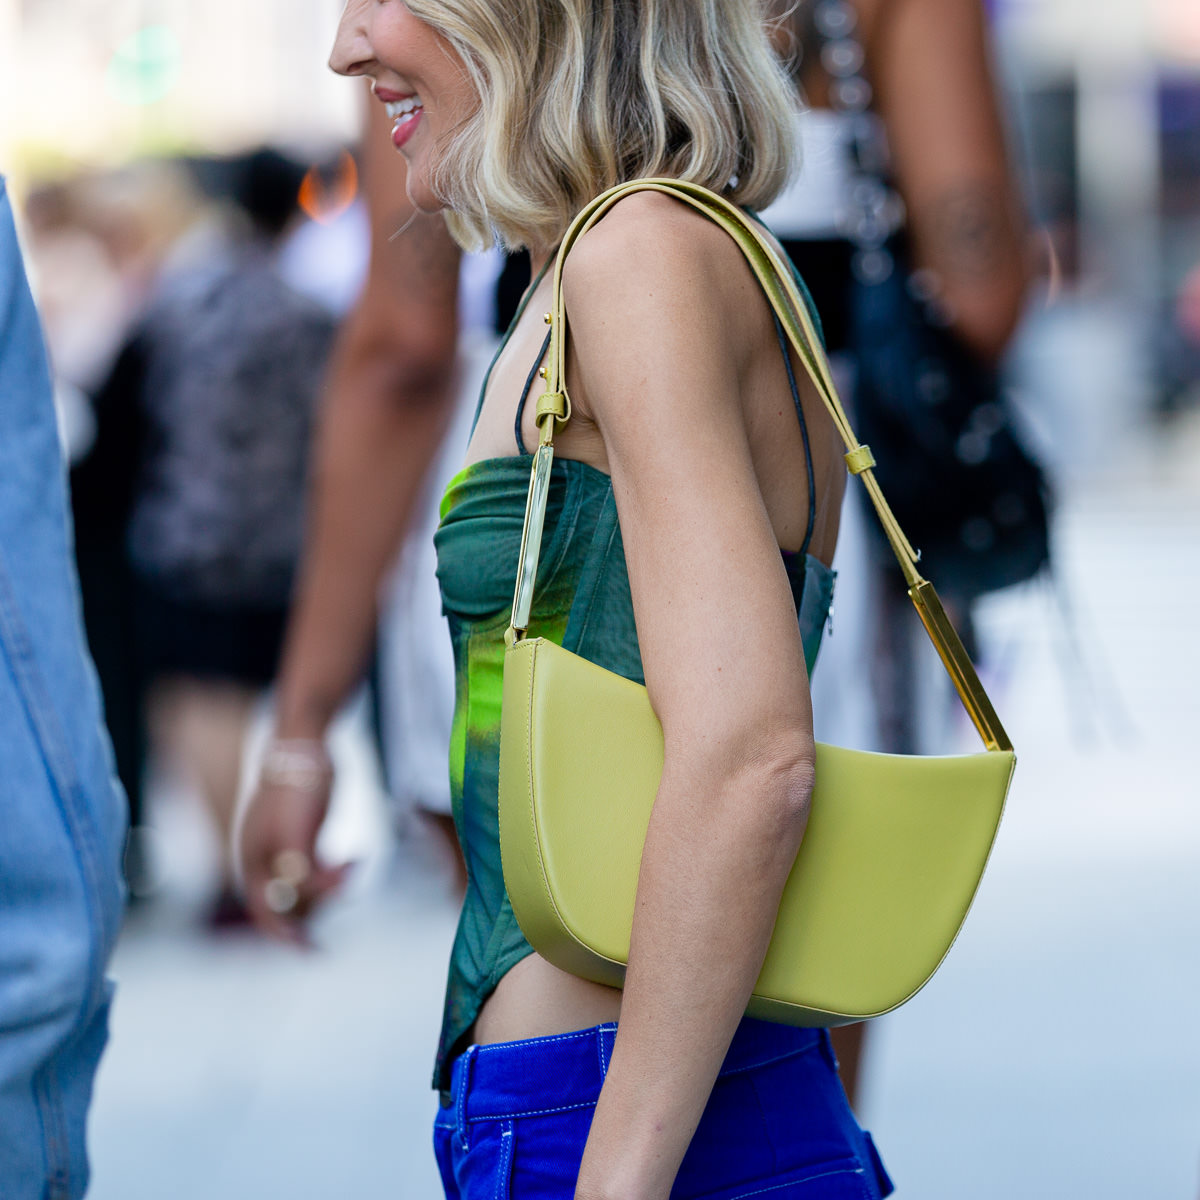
[870,0,1030,362]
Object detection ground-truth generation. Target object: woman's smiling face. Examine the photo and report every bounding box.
[329,1,477,212]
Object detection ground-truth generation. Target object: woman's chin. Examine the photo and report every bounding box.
[402,169,443,218]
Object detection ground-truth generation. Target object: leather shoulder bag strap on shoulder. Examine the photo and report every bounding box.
[507,178,1011,755]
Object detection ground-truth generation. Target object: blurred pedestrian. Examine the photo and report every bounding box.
[764,0,1034,1103]
[236,92,463,918]
[81,149,337,924]
[0,176,126,1198]
[28,163,204,853]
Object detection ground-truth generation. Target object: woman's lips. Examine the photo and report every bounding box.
[390,106,423,150]
[380,92,424,150]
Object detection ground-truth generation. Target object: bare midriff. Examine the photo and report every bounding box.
[473,954,623,1045]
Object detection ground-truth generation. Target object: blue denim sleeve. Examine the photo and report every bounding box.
[0,174,127,1200]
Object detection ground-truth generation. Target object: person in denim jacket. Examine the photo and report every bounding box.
[0,175,126,1199]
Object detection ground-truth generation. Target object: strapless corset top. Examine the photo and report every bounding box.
[429,452,834,1092]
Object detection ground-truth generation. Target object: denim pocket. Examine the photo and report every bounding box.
[862,1134,894,1198]
[439,1117,515,1200]
[433,1109,459,1200]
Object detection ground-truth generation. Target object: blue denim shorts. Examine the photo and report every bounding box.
[434,1019,893,1199]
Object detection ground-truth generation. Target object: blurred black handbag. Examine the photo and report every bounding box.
[849,234,1051,598]
[807,0,1052,598]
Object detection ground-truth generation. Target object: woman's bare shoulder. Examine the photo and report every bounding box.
[561,189,756,343]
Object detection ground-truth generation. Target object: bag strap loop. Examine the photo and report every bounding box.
[843,445,877,475]
[507,178,1011,754]
[535,390,569,430]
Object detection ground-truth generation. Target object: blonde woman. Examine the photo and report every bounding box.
[241,2,892,1197]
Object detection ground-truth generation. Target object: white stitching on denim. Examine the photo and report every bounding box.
[457,1048,475,1151]
[470,1099,595,1122]
[466,1022,620,1123]
[726,1165,867,1200]
[474,1027,598,1058]
[494,1125,515,1200]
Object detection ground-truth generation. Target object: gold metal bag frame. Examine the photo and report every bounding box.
[498,178,1016,1025]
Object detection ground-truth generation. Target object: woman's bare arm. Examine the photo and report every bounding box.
[870,0,1030,361]
[273,91,460,739]
[240,90,459,940]
[562,197,822,1200]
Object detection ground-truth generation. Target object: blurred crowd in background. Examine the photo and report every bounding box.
[1,0,1199,1196]
[29,146,356,922]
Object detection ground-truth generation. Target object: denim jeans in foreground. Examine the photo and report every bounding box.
[0,176,127,1199]
[434,1018,893,1199]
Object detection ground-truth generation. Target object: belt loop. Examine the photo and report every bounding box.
[598,1025,615,1079]
[456,1046,477,1152]
[817,1029,839,1074]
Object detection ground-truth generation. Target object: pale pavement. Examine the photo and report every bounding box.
[87,455,1200,1200]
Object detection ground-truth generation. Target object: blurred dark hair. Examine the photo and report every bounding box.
[185,147,306,240]
[229,148,307,240]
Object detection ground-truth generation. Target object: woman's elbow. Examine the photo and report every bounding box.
[337,319,457,408]
[950,258,1032,363]
[758,742,817,831]
[693,734,817,838]
[953,304,1023,366]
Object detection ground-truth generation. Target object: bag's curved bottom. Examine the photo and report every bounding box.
[499,637,1015,1023]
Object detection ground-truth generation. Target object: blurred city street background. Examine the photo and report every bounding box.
[3,0,1200,1196]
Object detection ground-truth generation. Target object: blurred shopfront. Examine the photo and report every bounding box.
[2,0,1199,471]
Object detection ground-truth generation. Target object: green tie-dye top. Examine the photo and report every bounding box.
[431,457,834,1092]
[430,247,835,1093]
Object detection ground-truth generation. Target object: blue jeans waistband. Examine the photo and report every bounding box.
[444,1018,827,1126]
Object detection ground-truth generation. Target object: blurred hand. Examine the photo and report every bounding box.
[238,740,349,945]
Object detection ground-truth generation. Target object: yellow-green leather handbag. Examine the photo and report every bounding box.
[497,178,1017,1026]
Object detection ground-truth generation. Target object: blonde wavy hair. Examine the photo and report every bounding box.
[404,0,801,251]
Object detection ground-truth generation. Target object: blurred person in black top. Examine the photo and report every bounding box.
[73,149,337,925]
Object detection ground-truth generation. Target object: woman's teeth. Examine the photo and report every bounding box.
[387,96,424,149]
[386,97,422,120]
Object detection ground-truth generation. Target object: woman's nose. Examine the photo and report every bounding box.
[329,0,373,77]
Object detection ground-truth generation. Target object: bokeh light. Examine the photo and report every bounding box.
[298,151,360,225]
[105,26,183,108]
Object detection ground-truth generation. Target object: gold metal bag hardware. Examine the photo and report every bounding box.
[498,179,1016,1025]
